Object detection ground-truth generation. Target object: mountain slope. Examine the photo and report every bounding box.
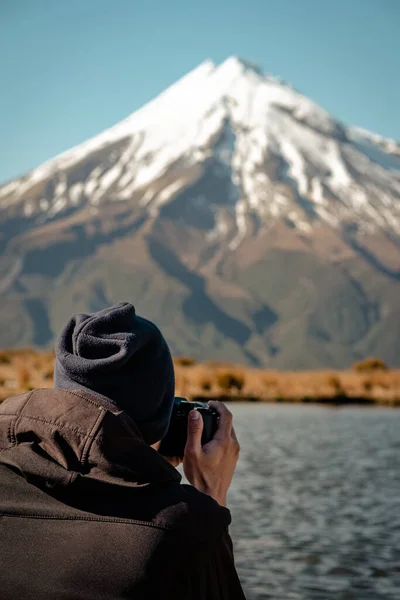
[1,57,400,368]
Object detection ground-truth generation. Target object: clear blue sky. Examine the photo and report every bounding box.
[0,0,399,184]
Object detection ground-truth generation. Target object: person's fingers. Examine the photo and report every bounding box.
[231,425,238,442]
[184,408,204,456]
[231,426,240,457]
[208,401,233,441]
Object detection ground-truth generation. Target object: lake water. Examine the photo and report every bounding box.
[227,404,400,600]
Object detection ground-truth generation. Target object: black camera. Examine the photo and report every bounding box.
[159,398,219,458]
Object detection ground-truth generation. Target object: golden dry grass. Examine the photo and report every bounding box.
[0,349,55,401]
[0,350,399,406]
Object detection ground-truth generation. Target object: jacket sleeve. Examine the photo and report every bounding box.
[188,529,247,600]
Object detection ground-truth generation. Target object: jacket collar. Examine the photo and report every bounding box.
[0,388,181,489]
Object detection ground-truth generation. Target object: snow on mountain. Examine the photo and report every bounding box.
[2,57,400,366]
[2,56,400,243]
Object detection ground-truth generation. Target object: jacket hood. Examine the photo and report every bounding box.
[0,388,181,490]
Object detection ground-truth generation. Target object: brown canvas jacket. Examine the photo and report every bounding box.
[0,388,246,600]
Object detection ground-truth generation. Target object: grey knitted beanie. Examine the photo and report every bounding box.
[54,302,175,445]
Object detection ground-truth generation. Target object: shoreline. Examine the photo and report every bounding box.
[190,394,400,407]
[1,349,399,407]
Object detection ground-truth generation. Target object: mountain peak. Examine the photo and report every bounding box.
[217,56,264,77]
[213,56,290,90]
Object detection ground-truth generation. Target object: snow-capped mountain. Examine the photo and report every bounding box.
[1,57,400,368]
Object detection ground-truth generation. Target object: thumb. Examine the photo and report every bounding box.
[185,409,204,455]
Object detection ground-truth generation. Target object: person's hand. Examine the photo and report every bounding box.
[183,401,240,507]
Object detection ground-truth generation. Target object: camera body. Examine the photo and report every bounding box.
[159,397,219,458]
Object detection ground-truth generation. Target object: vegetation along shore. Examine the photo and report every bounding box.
[0,350,399,406]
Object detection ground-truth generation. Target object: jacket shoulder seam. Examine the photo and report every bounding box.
[0,511,174,531]
[9,413,95,437]
[33,388,116,412]
[56,389,112,410]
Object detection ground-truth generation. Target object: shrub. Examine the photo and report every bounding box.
[174,356,197,367]
[363,379,373,392]
[199,376,212,392]
[326,373,343,393]
[0,351,12,365]
[216,371,245,393]
[353,357,389,373]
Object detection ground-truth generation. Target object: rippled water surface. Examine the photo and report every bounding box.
[227,404,400,600]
